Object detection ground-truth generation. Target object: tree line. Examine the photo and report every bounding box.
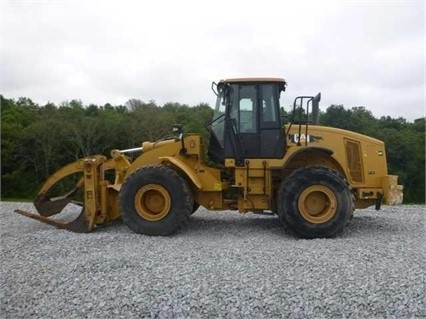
[1,95,424,203]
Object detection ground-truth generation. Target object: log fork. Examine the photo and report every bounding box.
[14,152,132,232]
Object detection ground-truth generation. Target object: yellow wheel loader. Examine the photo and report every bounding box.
[15,78,403,238]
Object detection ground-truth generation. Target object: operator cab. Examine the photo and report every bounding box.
[208,78,287,165]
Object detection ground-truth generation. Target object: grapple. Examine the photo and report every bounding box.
[14,154,127,232]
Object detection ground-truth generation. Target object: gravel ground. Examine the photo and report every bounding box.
[1,202,425,319]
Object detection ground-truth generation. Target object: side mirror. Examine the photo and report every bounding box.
[173,124,186,154]
[211,82,218,96]
[222,83,233,106]
[312,92,321,125]
[172,124,183,137]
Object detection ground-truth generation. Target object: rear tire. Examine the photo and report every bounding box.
[277,166,353,238]
[119,164,193,235]
[191,202,200,215]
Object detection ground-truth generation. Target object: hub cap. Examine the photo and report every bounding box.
[298,185,337,224]
[134,184,171,221]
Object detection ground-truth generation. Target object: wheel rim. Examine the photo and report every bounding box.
[298,185,337,224]
[134,184,171,221]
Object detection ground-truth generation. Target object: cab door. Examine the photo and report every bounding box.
[259,84,285,158]
[224,83,285,162]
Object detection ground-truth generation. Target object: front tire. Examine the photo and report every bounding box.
[119,164,193,235]
[277,166,353,238]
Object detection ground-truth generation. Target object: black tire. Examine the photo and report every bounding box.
[277,166,354,239]
[191,202,200,215]
[119,164,193,235]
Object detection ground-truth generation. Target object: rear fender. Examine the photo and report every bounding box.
[283,147,344,176]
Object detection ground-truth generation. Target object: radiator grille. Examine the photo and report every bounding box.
[345,139,364,183]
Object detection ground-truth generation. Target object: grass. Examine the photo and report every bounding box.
[0,198,33,203]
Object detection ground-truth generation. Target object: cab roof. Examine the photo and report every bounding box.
[219,77,286,84]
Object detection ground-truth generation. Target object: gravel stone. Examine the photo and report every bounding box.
[1,202,425,318]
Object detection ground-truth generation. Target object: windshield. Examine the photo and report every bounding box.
[211,92,226,147]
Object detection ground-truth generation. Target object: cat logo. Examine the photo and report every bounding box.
[289,134,324,144]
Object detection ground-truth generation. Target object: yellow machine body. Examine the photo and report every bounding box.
[116,126,402,214]
[15,77,403,237]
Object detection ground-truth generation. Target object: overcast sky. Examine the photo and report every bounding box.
[1,0,425,121]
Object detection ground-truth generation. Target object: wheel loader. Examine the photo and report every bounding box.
[15,77,403,238]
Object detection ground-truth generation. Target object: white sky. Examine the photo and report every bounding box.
[1,0,425,121]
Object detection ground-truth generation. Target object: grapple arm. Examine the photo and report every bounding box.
[15,155,122,233]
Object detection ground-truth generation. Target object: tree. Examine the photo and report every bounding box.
[321,104,425,203]
[1,95,424,203]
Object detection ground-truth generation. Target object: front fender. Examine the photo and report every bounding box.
[159,156,203,190]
